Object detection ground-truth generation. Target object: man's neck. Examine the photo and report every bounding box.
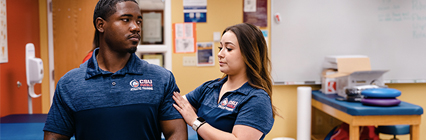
[96,48,132,73]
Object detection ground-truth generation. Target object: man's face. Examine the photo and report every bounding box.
[103,1,142,53]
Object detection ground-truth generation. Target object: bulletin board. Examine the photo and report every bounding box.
[172,22,196,53]
[243,0,267,27]
[270,0,426,85]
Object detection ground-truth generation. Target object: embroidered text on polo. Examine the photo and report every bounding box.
[129,79,153,91]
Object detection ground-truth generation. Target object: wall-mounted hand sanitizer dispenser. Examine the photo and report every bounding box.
[28,57,43,84]
[26,43,43,114]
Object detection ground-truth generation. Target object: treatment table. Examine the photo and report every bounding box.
[311,90,423,140]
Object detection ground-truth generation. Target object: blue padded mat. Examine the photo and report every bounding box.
[0,123,74,140]
[0,114,47,123]
[312,90,423,116]
[1,114,198,140]
[0,114,75,140]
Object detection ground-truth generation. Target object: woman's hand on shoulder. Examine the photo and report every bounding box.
[172,92,198,126]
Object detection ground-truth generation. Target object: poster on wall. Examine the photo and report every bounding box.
[142,12,162,43]
[141,53,164,67]
[183,0,207,23]
[243,0,267,27]
[0,0,7,63]
[173,22,196,53]
[196,42,214,66]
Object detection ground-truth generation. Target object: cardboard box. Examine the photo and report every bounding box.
[322,55,368,69]
[324,57,388,97]
[321,55,368,94]
[321,69,337,94]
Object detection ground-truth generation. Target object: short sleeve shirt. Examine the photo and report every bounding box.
[43,48,182,140]
[185,77,274,140]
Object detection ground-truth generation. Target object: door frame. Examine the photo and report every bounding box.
[47,0,54,105]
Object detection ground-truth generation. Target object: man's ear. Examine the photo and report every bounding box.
[96,17,105,33]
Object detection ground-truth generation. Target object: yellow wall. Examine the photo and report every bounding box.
[171,0,426,140]
[381,83,426,139]
[172,0,271,95]
[171,0,245,94]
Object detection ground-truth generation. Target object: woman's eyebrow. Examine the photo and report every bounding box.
[222,41,235,46]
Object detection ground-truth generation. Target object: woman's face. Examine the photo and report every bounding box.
[218,31,246,76]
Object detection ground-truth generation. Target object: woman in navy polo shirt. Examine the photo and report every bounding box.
[173,23,276,140]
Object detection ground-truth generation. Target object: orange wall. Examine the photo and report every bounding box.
[0,0,42,117]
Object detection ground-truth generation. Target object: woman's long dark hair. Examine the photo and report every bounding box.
[222,23,277,118]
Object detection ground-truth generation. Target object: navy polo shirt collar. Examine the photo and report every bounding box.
[85,48,144,79]
[208,76,255,96]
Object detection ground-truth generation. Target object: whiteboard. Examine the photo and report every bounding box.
[271,0,426,85]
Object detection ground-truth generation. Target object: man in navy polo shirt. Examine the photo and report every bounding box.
[43,0,187,139]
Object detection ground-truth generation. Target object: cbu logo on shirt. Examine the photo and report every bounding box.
[218,98,238,111]
[129,79,153,91]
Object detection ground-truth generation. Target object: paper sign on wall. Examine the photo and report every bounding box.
[183,0,207,23]
[173,22,196,53]
[0,0,7,63]
[197,42,214,66]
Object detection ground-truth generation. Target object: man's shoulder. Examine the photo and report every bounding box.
[58,67,86,84]
[139,60,172,75]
